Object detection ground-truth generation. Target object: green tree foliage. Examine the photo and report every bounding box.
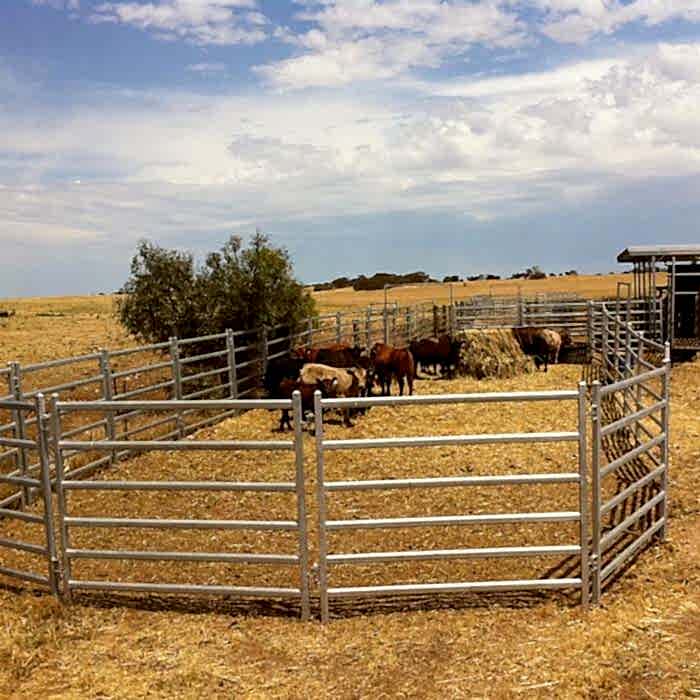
[117,232,316,343]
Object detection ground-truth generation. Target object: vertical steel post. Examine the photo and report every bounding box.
[99,349,116,465]
[587,301,594,357]
[50,394,72,601]
[9,362,29,507]
[601,311,609,381]
[261,326,269,376]
[651,256,657,339]
[336,312,342,344]
[226,329,238,400]
[307,317,314,347]
[291,391,310,621]
[365,307,372,349]
[169,337,184,438]
[314,390,329,623]
[352,320,360,349]
[660,342,671,541]
[670,257,676,347]
[577,382,590,609]
[383,306,389,345]
[35,394,60,596]
[635,331,645,443]
[590,381,602,603]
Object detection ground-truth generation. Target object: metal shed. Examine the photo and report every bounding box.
[618,244,700,350]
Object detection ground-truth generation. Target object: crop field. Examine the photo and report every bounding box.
[0,283,698,699]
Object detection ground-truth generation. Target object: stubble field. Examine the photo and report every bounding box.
[0,275,698,699]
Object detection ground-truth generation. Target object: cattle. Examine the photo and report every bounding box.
[409,334,462,378]
[275,377,337,431]
[512,327,567,372]
[299,363,367,426]
[293,343,366,368]
[263,354,306,397]
[369,343,415,396]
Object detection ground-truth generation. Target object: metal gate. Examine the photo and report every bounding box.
[0,395,59,592]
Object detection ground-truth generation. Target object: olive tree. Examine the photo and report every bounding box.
[117,232,316,344]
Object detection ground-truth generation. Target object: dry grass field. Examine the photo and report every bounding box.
[1,279,698,699]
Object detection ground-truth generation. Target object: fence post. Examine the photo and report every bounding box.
[49,394,72,601]
[307,318,314,347]
[365,308,372,348]
[660,342,671,541]
[9,362,29,508]
[169,337,184,438]
[590,380,602,604]
[336,312,342,344]
[292,391,310,621]
[577,382,590,609]
[432,305,439,336]
[601,312,609,382]
[518,294,524,326]
[261,326,269,378]
[35,393,60,596]
[391,308,397,345]
[99,349,117,465]
[587,301,594,356]
[352,320,360,348]
[314,390,329,623]
[226,329,239,400]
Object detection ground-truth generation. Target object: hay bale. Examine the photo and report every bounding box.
[456,329,535,379]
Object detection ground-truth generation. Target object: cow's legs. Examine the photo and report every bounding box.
[397,374,404,396]
[279,409,292,431]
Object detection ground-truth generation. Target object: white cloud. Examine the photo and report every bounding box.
[2,42,700,246]
[91,0,267,46]
[30,0,79,9]
[186,62,227,73]
[536,0,700,44]
[257,1,526,90]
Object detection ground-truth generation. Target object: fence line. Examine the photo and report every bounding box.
[313,387,590,622]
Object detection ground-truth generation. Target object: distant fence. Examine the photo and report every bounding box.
[456,294,661,339]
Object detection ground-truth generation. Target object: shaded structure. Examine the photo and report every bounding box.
[618,244,700,352]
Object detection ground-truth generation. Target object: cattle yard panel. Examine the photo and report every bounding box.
[588,300,671,602]
[313,388,590,622]
[50,394,311,620]
[0,396,59,593]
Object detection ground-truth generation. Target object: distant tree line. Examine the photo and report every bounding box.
[312,266,579,290]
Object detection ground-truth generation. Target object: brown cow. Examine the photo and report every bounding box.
[275,376,337,431]
[410,334,462,378]
[293,343,366,368]
[512,327,567,372]
[369,343,415,396]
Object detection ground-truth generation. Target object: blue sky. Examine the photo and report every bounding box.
[2,1,700,295]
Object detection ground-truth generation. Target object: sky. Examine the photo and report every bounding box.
[2,1,700,295]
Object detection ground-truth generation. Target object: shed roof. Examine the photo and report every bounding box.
[617,245,700,263]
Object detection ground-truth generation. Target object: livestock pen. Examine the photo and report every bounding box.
[0,298,671,621]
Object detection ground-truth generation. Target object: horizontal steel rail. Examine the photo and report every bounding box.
[600,433,666,479]
[321,390,578,410]
[600,400,666,438]
[181,366,229,383]
[22,352,100,373]
[59,439,293,452]
[600,519,665,582]
[23,374,103,399]
[111,360,172,379]
[323,432,579,451]
[0,507,44,524]
[0,537,47,555]
[56,398,291,411]
[327,545,580,564]
[0,565,50,586]
[0,436,37,449]
[68,580,302,597]
[178,332,227,346]
[599,366,667,395]
[326,511,580,530]
[599,492,665,551]
[64,516,298,530]
[62,479,296,492]
[600,465,666,517]
[66,549,298,565]
[328,578,582,598]
[109,340,171,357]
[0,399,34,411]
[324,473,581,491]
[112,379,174,400]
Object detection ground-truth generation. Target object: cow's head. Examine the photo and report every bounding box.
[316,377,339,397]
[560,329,573,347]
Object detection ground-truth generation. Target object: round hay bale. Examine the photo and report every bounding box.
[456,329,535,379]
